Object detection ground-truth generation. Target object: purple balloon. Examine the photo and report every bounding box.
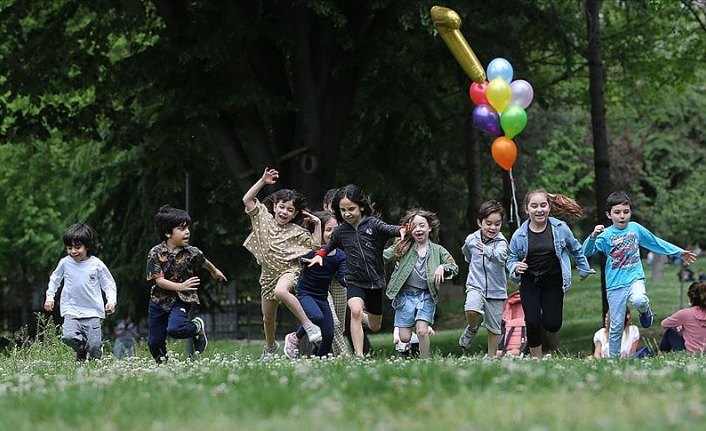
[473,104,501,137]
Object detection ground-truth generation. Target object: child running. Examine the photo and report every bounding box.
[458,200,509,357]
[506,189,595,358]
[384,209,458,358]
[309,184,407,357]
[583,191,696,358]
[45,223,117,362]
[284,211,346,358]
[243,168,323,358]
[146,206,226,363]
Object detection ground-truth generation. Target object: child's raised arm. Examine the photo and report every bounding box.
[203,259,227,282]
[243,168,279,211]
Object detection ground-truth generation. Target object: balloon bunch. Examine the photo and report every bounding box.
[470,58,534,171]
[431,6,532,223]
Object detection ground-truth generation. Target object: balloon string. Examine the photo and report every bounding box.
[509,168,520,225]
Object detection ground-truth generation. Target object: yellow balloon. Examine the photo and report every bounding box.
[430,6,486,83]
[486,78,511,113]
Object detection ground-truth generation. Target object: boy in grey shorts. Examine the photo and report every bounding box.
[459,200,508,356]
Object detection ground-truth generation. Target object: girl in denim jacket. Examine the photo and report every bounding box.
[506,189,595,358]
[384,209,458,358]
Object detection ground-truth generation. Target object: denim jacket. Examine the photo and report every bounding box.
[506,217,595,292]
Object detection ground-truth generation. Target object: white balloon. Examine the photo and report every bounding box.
[510,80,534,109]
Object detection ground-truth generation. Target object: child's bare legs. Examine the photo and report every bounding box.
[273,278,315,327]
[349,298,381,356]
[261,299,278,348]
[487,332,500,357]
[530,345,542,358]
[465,310,483,330]
[415,321,431,358]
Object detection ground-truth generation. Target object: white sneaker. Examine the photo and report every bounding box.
[458,325,477,348]
[284,332,300,359]
[259,341,280,360]
[305,324,323,343]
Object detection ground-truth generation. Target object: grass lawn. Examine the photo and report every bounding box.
[2,262,705,431]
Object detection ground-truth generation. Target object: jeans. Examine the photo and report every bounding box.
[519,273,564,348]
[607,280,649,358]
[296,293,334,357]
[659,328,686,352]
[147,299,197,361]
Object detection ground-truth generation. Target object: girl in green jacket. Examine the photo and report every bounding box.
[384,209,459,358]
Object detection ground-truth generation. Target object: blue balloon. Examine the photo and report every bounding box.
[487,58,514,83]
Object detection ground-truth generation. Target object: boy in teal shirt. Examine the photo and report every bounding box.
[582,191,696,358]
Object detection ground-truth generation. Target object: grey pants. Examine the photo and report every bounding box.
[62,316,103,359]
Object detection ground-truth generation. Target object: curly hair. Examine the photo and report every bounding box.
[262,189,308,225]
[524,188,584,221]
[392,208,440,260]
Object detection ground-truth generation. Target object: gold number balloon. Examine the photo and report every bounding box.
[430,5,486,83]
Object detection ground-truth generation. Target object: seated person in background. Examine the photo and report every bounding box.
[660,280,706,354]
[593,308,640,359]
[393,326,434,358]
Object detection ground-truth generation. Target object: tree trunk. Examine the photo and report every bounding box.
[586,0,611,317]
[465,113,482,230]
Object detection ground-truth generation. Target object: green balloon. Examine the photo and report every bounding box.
[500,105,527,139]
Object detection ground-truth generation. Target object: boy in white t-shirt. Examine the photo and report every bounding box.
[45,224,117,362]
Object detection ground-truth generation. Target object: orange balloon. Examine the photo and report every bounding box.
[491,137,517,171]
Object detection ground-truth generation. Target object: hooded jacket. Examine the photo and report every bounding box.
[461,230,508,299]
[661,306,706,353]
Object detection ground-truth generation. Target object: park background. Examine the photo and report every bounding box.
[1,0,706,345]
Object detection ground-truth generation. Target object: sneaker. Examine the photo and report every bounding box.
[284,332,300,359]
[192,317,208,353]
[298,334,314,357]
[304,324,323,343]
[639,308,654,328]
[458,325,477,348]
[259,341,280,360]
[76,350,88,362]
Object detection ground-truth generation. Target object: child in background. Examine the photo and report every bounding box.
[45,223,117,362]
[243,168,323,359]
[507,189,595,358]
[113,318,139,359]
[458,200,508,356]
[384,209,458,358]
[284,211,345,358]
[309,184,407,357]
[659,280,706,354]
[593,308,640,359]
[583,191,696,358]
[393,325,435,357]
[322,188,351,356]
[146,206,226,363]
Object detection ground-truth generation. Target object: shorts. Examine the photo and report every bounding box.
[260,268,300,301]
[464,289,504,335]
[392,289,435,327]
[347,285,384,315]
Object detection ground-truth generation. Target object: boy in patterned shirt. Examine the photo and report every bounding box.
[146,205,226,363]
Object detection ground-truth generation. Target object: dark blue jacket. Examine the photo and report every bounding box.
[297,250,346,300]
[320,216,401,290]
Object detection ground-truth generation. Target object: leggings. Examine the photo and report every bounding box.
[519,273,564,348]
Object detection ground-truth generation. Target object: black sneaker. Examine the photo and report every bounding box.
[192,317,208,353]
